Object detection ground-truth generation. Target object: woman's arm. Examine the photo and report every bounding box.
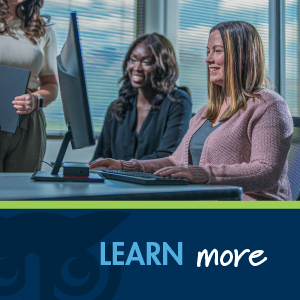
[89,156,176,172]
[35,75,59,106]
[12,75,58,114]
[187,101,293,192]
[12,25,58,114]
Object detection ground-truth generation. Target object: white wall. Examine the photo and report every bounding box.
[42,139,96,171]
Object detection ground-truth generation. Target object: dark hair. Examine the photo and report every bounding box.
[0,0,50,45]
[111,32,190,121]
[205,21,267,122]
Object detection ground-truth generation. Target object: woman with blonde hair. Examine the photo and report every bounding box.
[90,21,293,201]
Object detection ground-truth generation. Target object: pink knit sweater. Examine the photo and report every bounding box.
[122,89,293,200]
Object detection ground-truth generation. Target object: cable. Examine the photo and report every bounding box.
[33,160,53,173]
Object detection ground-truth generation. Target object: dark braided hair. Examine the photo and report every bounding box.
[0,0,50,45]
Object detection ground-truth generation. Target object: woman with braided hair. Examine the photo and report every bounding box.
[0,0,58,172]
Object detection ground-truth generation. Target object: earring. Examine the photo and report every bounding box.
[21,5,25,11]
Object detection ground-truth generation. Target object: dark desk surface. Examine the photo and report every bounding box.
[0,173,243,200]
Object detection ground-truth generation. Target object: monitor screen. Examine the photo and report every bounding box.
[57,12,95,149]
[31,12,102,181]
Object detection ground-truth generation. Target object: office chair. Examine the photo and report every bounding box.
[287,117,300,200]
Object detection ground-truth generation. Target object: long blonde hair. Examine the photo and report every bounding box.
[205,21,267,122]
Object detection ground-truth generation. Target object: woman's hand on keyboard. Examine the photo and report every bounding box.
[89,158,122,170]
[154,166,193,182]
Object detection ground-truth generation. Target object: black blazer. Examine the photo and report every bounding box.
[92,89,192,161]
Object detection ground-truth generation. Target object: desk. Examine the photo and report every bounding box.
[0,173,243,200]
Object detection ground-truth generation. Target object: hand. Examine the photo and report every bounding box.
[154,166,193,182]
[12,91,37,114]
[89,158,122,170]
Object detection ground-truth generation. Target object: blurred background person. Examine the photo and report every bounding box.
[90,21,293,201]
[0,0,58,172]
[92,32,192,161]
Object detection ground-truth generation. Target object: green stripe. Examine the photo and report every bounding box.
[0,201,299,209]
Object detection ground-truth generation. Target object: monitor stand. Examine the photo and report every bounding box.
[31,131,104,182]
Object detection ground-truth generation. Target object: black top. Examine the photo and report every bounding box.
[189,120,222,166]
[93,89,192,161]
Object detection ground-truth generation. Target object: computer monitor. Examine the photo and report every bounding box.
[58,13,94,149]
[32,12,103,182]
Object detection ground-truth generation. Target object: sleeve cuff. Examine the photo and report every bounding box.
[120,160,145,172]
[188,165,209,184]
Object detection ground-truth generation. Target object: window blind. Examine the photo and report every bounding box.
[41,0,136,135]
[285,0,299,116]
[178,0,269,113]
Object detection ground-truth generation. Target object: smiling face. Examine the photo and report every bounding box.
[127,42,154,89]
[206,30,225,87]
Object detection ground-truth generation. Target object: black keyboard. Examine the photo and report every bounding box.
[101,170,189,185]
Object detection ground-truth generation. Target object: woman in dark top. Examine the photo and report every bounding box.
[92,33,192,161]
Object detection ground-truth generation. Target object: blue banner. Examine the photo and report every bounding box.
[0,209,298,299]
